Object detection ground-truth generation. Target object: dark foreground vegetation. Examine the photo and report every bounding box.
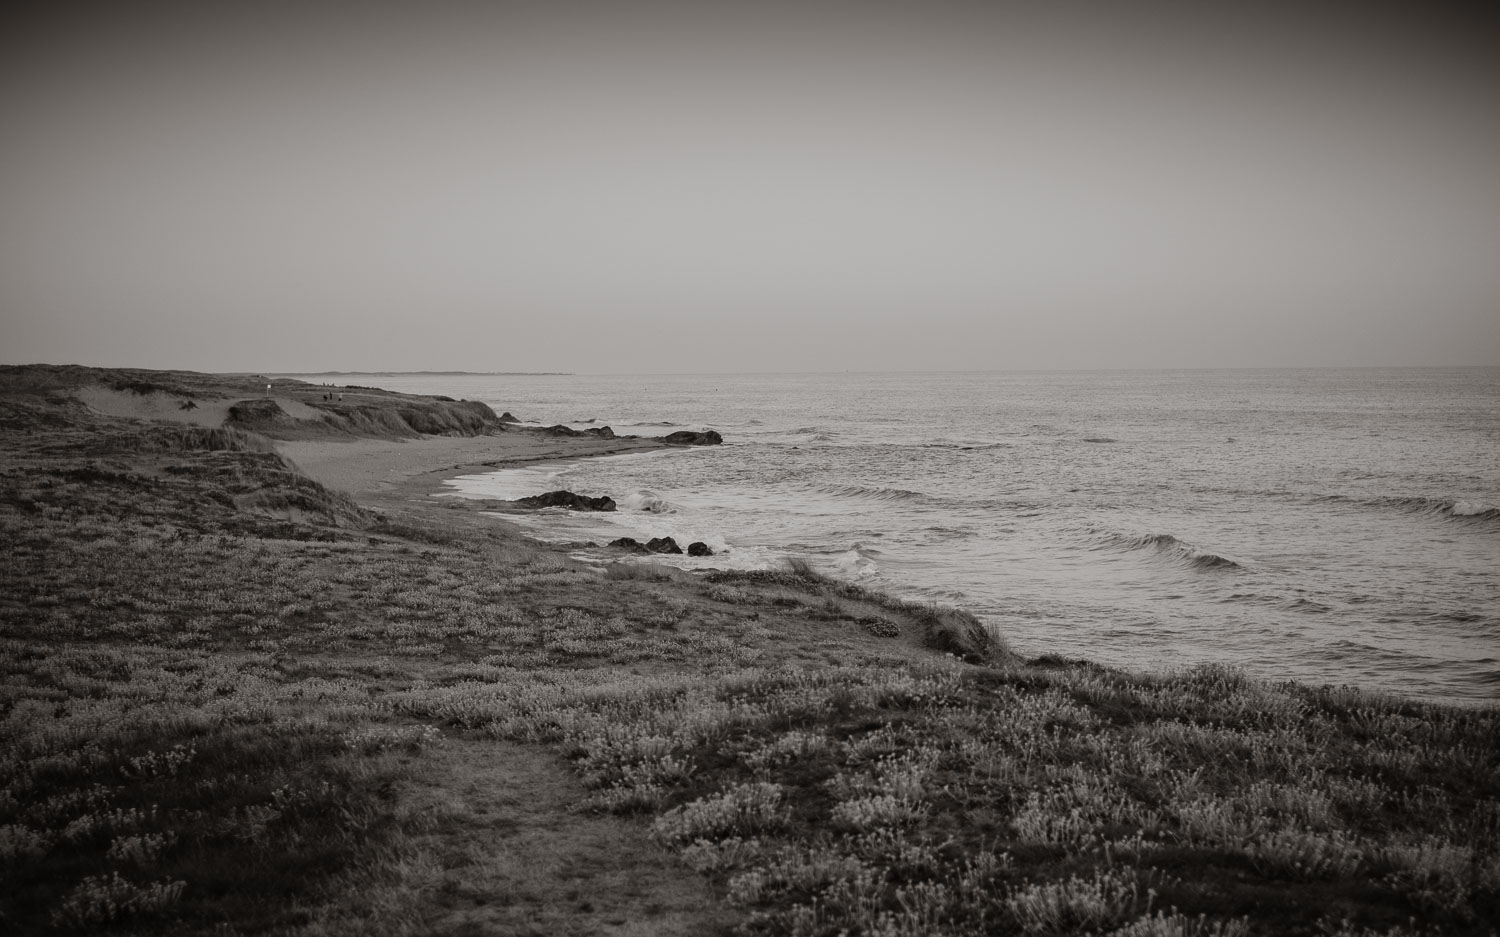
[1,368,1496,935]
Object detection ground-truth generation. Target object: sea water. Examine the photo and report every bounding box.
[321,369,1499,704]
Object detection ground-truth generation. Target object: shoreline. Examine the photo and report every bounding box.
[279,430,670,504]
[280,429,707,562]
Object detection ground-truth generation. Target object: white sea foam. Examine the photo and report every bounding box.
[619,490,674,513]
[834,547,880,578]
[1451,500,1496,517]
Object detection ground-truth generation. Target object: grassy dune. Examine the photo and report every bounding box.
[1,369,1496,936]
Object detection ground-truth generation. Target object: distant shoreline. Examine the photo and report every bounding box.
[271,370,573,377]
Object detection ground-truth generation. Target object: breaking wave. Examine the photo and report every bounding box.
[1318,494,1500,528]
[1096,531,1245,571]
[834,544,881,578]
[618,490,675,514]
[814,483,931,505]
[1450,500,1500,520]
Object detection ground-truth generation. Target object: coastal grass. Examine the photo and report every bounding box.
[391,658,1499,936]
[2,393,1497,935]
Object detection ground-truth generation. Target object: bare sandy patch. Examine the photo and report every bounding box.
[269,395,325,419]
[76,385,231,427]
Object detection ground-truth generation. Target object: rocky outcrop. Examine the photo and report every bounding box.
[543,424,616,439]
[660,430,722,446]
[687,541,714,556]
[608,536,684,554]
[515,490,617,511]
[498,411,520,423]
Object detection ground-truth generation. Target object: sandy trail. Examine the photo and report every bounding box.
[383,738,735,936]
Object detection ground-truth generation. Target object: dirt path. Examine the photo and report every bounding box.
[388,737,736,937]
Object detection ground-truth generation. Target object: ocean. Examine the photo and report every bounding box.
[319,369,1499,704]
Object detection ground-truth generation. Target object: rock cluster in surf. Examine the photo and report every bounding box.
[661,430,723,446]
[608,536,715,556]
[515,490,617,511]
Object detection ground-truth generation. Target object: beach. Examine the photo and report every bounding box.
[2,365,1496,936]
[280,430,666,501]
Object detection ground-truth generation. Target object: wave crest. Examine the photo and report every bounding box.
[1451,500,1499,520]
[816,483,930,504]
[1098,531,1244,571]
[1318,493,1500,528]
[1384,495,1499,524]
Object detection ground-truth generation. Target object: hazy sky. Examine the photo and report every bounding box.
[3,1,1497,373]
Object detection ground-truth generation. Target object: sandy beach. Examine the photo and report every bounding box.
[279,431,666,501]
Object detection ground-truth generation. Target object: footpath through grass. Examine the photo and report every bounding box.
[1,401,1497,936]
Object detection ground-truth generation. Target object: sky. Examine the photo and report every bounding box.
[2,0,1498,373]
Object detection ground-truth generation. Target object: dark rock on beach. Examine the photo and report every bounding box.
[515,490,617,511]
[611,536,685,554]
[687,541,714,556]
[660,430,723,446]
[497,411,519,423]
[542,424,617,439]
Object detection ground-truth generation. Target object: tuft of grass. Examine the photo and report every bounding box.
[783,556,825,582]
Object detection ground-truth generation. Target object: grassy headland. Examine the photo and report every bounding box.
[1,366,1495,936]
